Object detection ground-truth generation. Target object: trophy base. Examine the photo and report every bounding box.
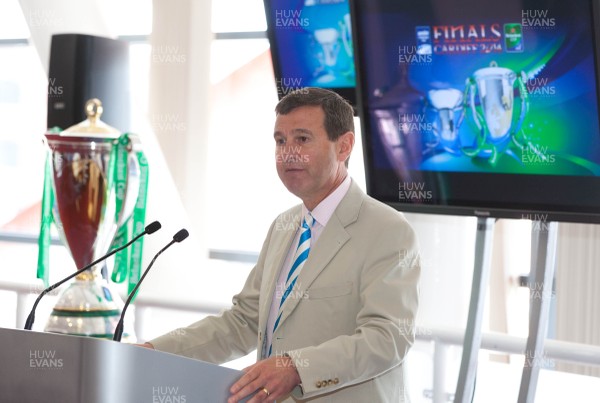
[44,279,135,341]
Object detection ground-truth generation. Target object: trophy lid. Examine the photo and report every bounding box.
[60,98,121,138]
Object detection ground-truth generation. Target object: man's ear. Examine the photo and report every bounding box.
[337,131,355,163]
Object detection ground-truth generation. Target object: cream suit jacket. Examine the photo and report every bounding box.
[150,180,421,402]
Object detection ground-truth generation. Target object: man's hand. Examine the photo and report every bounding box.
[228,355,301,403]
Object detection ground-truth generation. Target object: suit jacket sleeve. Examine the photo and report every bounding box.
[289,211,420,399]
[148,222,276,364]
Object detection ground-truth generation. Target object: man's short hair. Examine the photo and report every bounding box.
[275,87,355,142]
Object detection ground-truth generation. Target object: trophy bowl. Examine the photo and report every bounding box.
[471,66,517,143]
[42,99,140,339]
[463,62,529,161]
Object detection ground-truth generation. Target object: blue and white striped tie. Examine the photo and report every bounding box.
[268,212,314,356]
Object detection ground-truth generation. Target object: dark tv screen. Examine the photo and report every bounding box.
[351,0,600,223]
[264,0,356,107]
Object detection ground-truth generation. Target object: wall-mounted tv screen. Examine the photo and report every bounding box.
[351,0,600,223]
[264,0,356,107]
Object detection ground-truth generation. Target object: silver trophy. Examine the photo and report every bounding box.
[42,99,141,338]
[465,62,528,160]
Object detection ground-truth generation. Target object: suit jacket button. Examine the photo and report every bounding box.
[322,379,328,387]
[316,381,322,388]
[333,378,339,384]
[327,379,333,385]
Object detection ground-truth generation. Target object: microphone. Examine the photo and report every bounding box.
[113,228,189,342]
[24,221,162,330]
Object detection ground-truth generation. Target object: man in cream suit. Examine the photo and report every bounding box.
[145,88,420,402]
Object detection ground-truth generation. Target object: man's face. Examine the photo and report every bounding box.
[274,105,351,207]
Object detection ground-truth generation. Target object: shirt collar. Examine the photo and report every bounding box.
[303,176,352,228]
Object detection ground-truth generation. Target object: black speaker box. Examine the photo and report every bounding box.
[47,33,130,132]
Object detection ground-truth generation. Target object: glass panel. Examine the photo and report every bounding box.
[210,38,270,84]
[0,0,30,39]
[207,40,289,252]
[0,0,153,40]
[129,42,151,130]
[211,0,267,33]
[0,45,47,234]
[102,0,153,36]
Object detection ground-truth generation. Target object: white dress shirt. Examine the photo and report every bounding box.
[264,175,352,354]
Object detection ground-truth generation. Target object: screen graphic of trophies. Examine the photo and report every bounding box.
[465,62,528,161]
[314,27,341,84]
[41,99,142,338]
[425,88,465,155]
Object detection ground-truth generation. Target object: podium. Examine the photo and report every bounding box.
[0,327,244,403]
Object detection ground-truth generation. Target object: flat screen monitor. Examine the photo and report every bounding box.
[351,0,600,223]
[264,0,356,108]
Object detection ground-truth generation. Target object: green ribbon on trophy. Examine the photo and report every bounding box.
[37,133,149,292]
[36,153,56,287]
[109,135,150,299]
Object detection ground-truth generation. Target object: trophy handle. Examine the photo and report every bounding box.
[461,77,498,163]
[511,71,531,149]
[511,74,553,163]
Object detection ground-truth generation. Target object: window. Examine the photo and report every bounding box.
[211,0,267,33]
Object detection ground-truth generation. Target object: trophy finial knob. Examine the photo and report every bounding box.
[61,98,120,137]
[85,98,103,127]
